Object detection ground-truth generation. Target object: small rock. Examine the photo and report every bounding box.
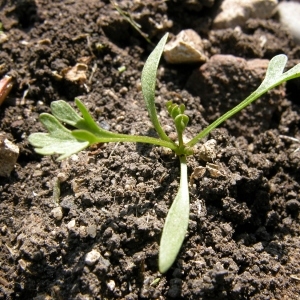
[79,226,87,238]
[87,225,97,238]
[0,133,19,177]
[198,139,217,162]
[67,219,76,230]
[85,249,101,266]
[18,259,27,270]
[163,29,207,64]
[51,207,63,221]
[0,32,8,44]
[277,1,300,44]
[1,225,7,234]
[57,172,68,182]
[61,63,88,83]
[282,217,292,225]
[106,280,116,291]
[213,0,278,29]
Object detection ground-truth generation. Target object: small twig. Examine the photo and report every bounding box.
[279,135,300,143]
[110,1,153,44]
[108,142,120,159]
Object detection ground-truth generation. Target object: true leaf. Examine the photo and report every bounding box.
[28,113,89,160]
[51,100,83,126]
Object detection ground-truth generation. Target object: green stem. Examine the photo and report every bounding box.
[177,132,184,148]
[73,130,178,151]
[187,87,275,147]
[187,54,300,147]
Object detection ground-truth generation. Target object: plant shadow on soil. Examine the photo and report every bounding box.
[0,0,300,299]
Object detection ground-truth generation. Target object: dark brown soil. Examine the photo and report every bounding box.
[1,0,300,299]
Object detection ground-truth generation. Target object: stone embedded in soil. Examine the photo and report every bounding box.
[87,224,97,238]
[51,207,63,221]
[277,1,300,44]
[67,219,76,230]
[0,133,19,177]
[61,63,88,83]
[163,29,208,64]
[85,249,101,266]
[213,0,278,29]
[106,280,116,291]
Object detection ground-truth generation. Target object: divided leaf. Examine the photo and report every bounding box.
[28,113,89,160]
[51,100,83,126]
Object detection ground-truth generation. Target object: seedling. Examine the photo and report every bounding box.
[28,33,300,273]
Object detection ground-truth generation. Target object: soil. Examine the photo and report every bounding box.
[0,0,300,299]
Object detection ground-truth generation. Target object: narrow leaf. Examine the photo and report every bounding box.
[141,33,171,142]
[159,156,190,273]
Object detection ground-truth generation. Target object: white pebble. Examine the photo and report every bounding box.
[85,249,101,266]
[67,219,76,230]
[213,0,277,29]
[278,1,300,44]
[107,280,116,291]
[51,207,63,221]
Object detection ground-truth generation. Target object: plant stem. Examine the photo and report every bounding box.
[186,88,271,147]
[73,130,178,151]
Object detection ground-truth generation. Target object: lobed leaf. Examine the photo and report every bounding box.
[28,113,89,160]
[258,54,300,91]
[51,100,83,126]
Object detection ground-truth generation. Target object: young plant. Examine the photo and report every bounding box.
[28,33,300,273]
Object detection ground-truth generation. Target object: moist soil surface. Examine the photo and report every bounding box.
[1,1,300,299]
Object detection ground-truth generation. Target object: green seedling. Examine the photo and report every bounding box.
[28,33,300,273]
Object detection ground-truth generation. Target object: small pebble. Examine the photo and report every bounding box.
[67,219,76,230]
[278,1,300,44]
[18,259,27,270]
[85,249,101,266]
[87,225,97,238]
[51,207,63,221]
[213,0,277,29]
[57,172,68,182]
[164,29,207,64]
[107,280,116,291]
